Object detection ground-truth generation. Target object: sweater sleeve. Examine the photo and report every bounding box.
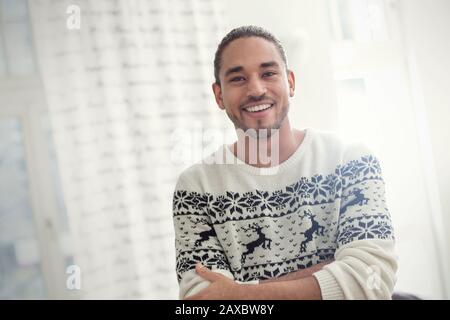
[313,143,398,299]
[172,172,258,299]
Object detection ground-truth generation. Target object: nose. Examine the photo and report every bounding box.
[246,76,266,98]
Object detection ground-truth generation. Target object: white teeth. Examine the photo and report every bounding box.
[244,104,272,112]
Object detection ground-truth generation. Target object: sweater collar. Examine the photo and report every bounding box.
[223,127,314,175]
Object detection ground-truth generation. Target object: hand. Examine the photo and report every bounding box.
[184,263,241,300]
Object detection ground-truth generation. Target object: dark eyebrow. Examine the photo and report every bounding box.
[260,61,279,68]
[224,66,244,78]
[224,61,280,78]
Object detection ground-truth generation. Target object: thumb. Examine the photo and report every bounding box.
[195,263,223,282]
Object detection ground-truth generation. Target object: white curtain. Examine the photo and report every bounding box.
[28,0,228,299]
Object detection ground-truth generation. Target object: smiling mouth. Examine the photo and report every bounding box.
[243,103,274,113]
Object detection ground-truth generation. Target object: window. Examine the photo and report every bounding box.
[327,0,401,149]
[0,117,46,298]
[327,0,446,298]
[0,0,36,77]
[0,0,74,298]
[335,78,376,145]
[328,0,391,42]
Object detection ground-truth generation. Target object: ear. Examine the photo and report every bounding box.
[287,69,295,97]
[212,82,226,110]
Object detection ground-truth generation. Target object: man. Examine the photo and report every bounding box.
[172,26,397,299]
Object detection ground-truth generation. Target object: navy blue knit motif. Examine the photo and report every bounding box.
[174,154,394,282]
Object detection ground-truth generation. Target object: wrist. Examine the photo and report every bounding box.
[234,282,251,299]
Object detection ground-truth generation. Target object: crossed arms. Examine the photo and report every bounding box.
[181,238,398,300]
[184,260,333,300]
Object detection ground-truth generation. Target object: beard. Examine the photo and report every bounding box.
[226,102,289,139]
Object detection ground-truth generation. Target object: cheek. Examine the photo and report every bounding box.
[269,82,288,95]
[223,89,243,108]
[277,84,291,99]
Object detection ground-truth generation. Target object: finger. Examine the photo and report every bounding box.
[195,263,223,282]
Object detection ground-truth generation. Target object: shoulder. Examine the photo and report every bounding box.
[173,145,228,193]
[309,128,378,164]
[309,129,385,186]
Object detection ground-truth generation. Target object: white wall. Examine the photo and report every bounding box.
[399,0,450,298]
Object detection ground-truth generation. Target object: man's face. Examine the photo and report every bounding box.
[213,37,295,135]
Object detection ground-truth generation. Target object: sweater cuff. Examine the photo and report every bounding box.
[235,279,259,285]
[313,269,345,300]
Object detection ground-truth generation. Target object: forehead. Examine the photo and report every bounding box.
[220,37,283,73]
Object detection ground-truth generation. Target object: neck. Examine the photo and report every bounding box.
[232,117,304,168]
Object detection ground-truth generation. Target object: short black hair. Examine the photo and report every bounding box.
[213,25,288,85]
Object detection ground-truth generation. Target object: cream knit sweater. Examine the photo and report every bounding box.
[172,128,397,299]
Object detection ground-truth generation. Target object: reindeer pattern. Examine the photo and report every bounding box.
[174,154,394,282]
[300,209,326,253]
[341,187,370,214]
[190,217,217,247]
[207,206,337,269]
[180,186,379,272]
[240,223,272,264]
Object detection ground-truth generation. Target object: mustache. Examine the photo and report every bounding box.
[240,94,275,108]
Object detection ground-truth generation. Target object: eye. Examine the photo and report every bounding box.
[230,76,245,82]
[263,71,276,77]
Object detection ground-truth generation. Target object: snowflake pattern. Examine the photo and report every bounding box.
[338,216,394,246]
[174,154,394,282]
[174,155,384,222]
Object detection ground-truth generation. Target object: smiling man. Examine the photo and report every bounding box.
[172,26,397,300]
